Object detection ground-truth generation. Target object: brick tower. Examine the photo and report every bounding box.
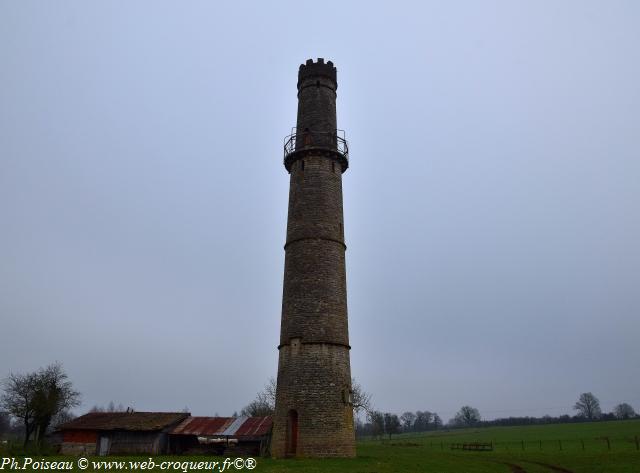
[271,59,356,458]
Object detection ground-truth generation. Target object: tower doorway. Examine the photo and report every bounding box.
[286,409,298,456]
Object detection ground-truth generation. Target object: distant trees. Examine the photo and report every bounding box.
[414,410,432,431]
[357,393,636,439]
[432,413,442,429]
[367,410,385,439]
[357,409,442,437]
[613,403,636,420]
[574,392,601,420]
[383,413,400,439]
[1,363,81,446]
[453,406,481,427]
[400,411,416,431]
[393,410,441,433]
[90,401,126,413]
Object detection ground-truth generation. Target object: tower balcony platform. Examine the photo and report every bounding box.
[283,129,349,172]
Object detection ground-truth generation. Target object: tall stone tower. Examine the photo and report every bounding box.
[271,59,356,458]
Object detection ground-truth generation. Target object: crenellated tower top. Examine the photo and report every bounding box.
[297,58,337,90]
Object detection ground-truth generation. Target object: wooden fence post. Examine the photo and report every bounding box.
[581,439,584,451]
[606,437,610,451]
[558,439,562,451]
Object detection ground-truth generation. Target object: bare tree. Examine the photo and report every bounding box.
[264,377,277,407]
[32,363,81,445]
[1,363,80,446]
[240,400,273,417]
[1,371,39,446]
[240,378,276,417]
[51,410,75,431]
[107,401,126,413]
[573,392,601,420]
[613,402,636,420]
[351,378,372,418]
[454,406,481,427]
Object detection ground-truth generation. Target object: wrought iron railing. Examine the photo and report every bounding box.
[283,129,349,164]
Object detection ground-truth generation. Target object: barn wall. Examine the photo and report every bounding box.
[61,442,96,455]
[63,430,98,443]
[61,430,98,455]
[108,431,165,454]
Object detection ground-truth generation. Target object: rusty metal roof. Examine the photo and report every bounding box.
[171,417,234,436]
[59,412,190,432]
[235,416,272,436]
[171,416,272,437]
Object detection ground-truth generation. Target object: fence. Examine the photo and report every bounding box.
[424,436,640,452]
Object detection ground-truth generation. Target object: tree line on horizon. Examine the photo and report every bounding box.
[354,393,638,439]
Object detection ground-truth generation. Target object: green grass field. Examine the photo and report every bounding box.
[254,420,640,472]
[2,420,639,472]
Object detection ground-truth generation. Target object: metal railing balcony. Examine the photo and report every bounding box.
[283,129,349,167]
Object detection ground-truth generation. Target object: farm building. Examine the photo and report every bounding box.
[58,411,189,455]
[169,416,272,456]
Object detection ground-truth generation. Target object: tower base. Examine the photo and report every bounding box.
[271,342,356,458]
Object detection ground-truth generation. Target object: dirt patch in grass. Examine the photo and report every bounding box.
[523,460,574,473]
[502,462,527,473]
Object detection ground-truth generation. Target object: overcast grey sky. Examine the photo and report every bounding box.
[1,1,638,422]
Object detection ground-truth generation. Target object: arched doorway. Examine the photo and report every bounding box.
[286,409,298,456]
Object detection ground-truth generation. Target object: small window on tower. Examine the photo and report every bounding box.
[316,80,320,88]
[301,160,305,171]
[342,388,354,405]
[332,162,336,173]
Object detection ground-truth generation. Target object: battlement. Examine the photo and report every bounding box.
[298,58,337,86]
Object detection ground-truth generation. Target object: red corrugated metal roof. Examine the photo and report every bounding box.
[235,416,272,436]
[171,417,234,436]
[171,416,272,437]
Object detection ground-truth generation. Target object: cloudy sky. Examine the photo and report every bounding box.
[1,1,638,422]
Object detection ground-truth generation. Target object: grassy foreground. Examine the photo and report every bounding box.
[2,420,639,472]
[258,420,640,472]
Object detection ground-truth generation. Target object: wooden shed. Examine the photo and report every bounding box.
[59,412,189,455]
